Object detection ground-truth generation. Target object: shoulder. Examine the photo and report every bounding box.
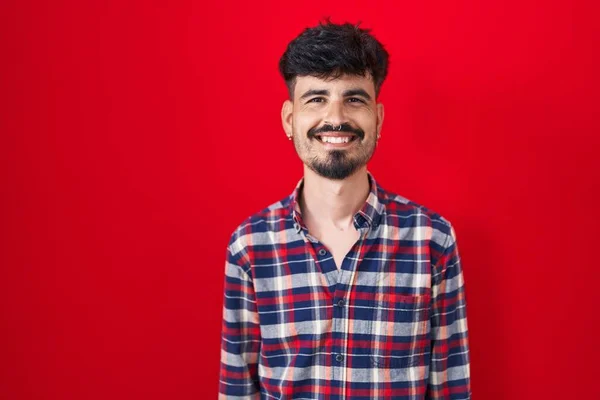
[226,194,293,261]
[378,184,454,249]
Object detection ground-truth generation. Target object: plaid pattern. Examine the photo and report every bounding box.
[219,172,471,400]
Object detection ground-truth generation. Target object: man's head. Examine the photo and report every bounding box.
[279,20,389,180]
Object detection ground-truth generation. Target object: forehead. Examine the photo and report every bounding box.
[294,74,376,98]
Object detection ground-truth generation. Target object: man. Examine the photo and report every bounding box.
[219,21,471,400]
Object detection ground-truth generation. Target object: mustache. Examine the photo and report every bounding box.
[307,123,365,140]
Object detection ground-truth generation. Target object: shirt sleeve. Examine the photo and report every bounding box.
[218,245,261,399]
[426,224,471,399]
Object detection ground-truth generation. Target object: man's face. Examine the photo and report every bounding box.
[281,74,384,180]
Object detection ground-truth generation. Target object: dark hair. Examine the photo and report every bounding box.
[279,19,389,98]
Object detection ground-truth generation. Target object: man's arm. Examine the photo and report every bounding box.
[427,224,471,399]
[218,245,261,399]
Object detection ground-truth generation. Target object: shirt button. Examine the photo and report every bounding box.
[318,249,327,256]
[337,299,345,307]
[335,354,344,362]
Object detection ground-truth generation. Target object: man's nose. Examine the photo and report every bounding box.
[323,100,347,126]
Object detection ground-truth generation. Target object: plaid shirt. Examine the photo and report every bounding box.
[219,172,471,400]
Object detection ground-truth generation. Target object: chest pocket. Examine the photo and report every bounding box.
[369,292,431,368]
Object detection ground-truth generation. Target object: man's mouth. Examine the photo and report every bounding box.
[314,134,358,144]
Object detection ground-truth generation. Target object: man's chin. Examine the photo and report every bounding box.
[309,161,361,181]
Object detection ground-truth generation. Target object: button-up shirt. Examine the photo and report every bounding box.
[219,173,471,399]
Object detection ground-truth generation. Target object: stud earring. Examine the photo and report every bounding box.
[287,135,292,141]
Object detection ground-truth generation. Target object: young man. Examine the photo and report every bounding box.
[219,21,471,400]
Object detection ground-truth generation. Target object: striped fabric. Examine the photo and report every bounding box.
[219,172,471,400]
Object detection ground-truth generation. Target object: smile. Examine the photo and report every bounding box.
[315,135,358,144]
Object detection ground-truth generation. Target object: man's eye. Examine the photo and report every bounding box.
[308,98,324,103]
[348,98,365,103]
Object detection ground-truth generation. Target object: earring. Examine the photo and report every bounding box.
[287,135,292,141]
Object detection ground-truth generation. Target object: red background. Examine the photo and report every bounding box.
[1,0,599,399]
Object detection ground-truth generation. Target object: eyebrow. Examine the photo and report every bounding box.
[299,89,329,100]
[299,88,372,101]
[343,88,372,100]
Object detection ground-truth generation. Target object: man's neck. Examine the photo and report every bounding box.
[299,166,370,231]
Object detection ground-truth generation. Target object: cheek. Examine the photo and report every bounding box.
[293,114,320,133]
[356,114,378,134]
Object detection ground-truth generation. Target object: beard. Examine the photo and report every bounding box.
[309,150,364,180]
[296,136,377,180]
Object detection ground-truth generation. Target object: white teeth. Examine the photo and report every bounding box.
[321,136,351,144]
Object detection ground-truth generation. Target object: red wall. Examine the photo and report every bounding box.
[1,1,598,398]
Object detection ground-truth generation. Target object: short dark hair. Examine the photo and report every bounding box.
[279,19,389,99]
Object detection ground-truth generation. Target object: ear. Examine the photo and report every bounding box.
[281,99,293,138]
[376,102,384,138]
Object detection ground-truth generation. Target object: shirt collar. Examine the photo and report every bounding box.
[289,171,386,232]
